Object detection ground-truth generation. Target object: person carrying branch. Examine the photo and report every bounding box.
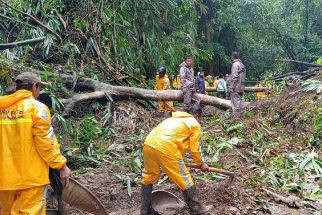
[179,55,200,111]
[155,67,174,116]
[0,72,71,214]
[229,52,246,119]
[140,105,213,215]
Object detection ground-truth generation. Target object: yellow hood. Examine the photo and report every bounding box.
[0,90,32,109]
[172,111,193,118]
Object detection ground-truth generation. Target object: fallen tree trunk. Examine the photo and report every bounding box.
[206,87,272,93]
[57,74,233,116]
[0,37,46,50]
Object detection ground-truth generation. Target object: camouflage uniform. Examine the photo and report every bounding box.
[179,62,200,111]
[229,59,246,119]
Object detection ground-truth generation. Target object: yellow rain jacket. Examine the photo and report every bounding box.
[255,83,266,101]
[155,74,173,112]
[205,81,210,88]
[205,81,209,95]
[142,112,203,189]
[155,74,170,90]
[0,90,67,190]
[144,111,202,165]
[213,79,219,89]
[172,75,181,89]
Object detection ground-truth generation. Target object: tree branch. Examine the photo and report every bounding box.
[0,13,35,29]
[60,91,107,116]
[263,188,321,210]
[266,68,319,81]
[0,37,45,50]
[0,0,62,42]
[275,59,322,67]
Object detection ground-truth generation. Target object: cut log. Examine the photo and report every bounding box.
[206,87,272,93]
[57,74,233,116]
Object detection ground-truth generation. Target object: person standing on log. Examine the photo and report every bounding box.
[155,67,174,116]
[229,52,246,119]
[179,55,200,112]
[140,105,213,215]
[0,72,71,214]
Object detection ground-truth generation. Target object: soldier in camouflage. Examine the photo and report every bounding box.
[179,56,200,111]
[229,52,246,119]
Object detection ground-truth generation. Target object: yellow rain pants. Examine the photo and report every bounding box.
[155,74,174,112]
[142,145,194,190]
[255,83,266,101]
[158,101,174,113]
[0,186,47,215]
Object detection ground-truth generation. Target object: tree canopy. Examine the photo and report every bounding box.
[1,0,322,80]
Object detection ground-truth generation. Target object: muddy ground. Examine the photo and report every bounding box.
[48,84,321,215]
[49,148,320,215]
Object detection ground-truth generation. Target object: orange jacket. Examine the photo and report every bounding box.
[0,90,66,190]
[144,112,203,165]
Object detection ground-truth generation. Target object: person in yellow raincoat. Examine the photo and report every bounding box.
[0,72,71,215]
[213,76,219,88]
[204,78,210,95]
[255,82,266,101]
[140,105,213,215]
[155,67,174,115]
[213,76,219,96]
[172,74,181,89]
[205,75,213,96]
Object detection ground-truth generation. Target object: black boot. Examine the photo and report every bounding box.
[140,184,153,215]
[182,186,213,215]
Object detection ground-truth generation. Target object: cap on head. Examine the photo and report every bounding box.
[15,72,49,86]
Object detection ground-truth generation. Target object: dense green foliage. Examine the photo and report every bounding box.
[1,0,322,81]
[1,1,322,210]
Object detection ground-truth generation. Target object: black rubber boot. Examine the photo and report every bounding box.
[182,186,213,215]
[140,184,153,215]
